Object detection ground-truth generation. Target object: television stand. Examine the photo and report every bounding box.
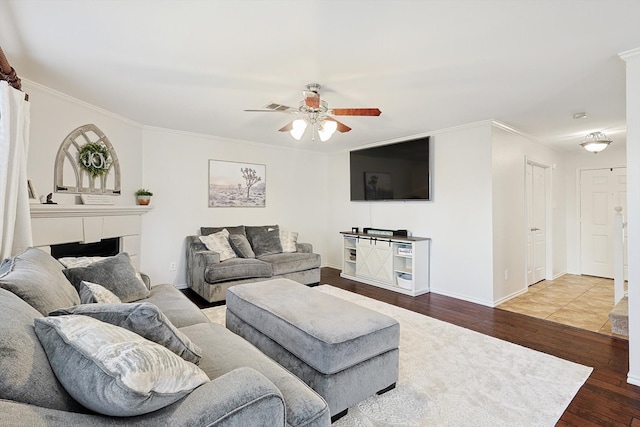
[340,232,430,296]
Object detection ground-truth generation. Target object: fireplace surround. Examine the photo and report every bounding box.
[29,204,151,268]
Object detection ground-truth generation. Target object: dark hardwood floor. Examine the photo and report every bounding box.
[184,267,640,426]
[320,267,639,427]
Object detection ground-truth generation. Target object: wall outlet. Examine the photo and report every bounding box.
[504,270,509,280]
[169,262,176,271]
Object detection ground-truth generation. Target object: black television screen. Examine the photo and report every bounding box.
[350,136,430,201]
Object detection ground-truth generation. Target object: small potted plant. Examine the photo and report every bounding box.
[135,189,153,205]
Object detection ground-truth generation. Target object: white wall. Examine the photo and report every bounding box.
[326,123,496,306]
[23,80,144,206]
[562,143,627,274]
[620,48,640,386]
[490,125,565,304]
[139,127,328,286]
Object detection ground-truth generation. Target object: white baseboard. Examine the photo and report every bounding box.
[175,283,187,290]
[429,288,495,308]
[493,287,529,307]
[628,372,640,387]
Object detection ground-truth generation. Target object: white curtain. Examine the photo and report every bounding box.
[0,80,32,259]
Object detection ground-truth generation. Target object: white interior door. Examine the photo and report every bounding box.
[526,163,546,286]
[580,167,627,278]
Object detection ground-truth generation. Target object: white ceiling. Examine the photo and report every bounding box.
[2,0,640,153]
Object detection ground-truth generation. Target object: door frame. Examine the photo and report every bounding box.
[576,165,627,275]
[525,157,553,284]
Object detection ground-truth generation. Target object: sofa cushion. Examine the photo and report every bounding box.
[201,225,246,237]
[259,252,321,276]
[229,234,256,258]
[50,302,202,364]
[78,280,122,304]
[63,253,150,303]
[279,230,299,253]
[246,225,283,257]
[0,247,80,315]
[181,322,330,427]
[34,315,209,417]
[140,284,211,328]
[0,287,84,412]
[199,230,236,262]
[205,258,273,284]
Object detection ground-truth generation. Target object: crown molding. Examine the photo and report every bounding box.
[619,47,640,61]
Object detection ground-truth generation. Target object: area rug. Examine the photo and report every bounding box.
[202,285,592,426]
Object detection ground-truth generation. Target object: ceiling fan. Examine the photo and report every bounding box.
[244,83,381,141]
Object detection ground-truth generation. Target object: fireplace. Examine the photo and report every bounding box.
[29,204,151,269]
[50,237,120,259]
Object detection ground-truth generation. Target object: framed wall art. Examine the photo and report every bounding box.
[208,160,266,207]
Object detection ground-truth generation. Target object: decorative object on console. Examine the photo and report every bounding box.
[43,193,57,204]
[54,124,121,195]
[27,179,40,204]
[208,160,265,208]
[135,188,153,205]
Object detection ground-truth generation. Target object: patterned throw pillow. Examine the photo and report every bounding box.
[78,280,122,304]
[50,302,202,364]
[34,315,209,417]
[199,229,237,261]
[279,230,299,253]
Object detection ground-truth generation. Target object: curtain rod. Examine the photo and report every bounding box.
[0,45,28,101]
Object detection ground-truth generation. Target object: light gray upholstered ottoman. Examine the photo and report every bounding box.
[225,278,399,421]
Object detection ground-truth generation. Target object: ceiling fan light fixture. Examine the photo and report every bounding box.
[580,131,612,153]
[318,119,338,142]
[290,119,307,140]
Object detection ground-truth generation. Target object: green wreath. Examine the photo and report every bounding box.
[78,142,113,178]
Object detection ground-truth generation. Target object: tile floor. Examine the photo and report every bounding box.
[497,274,625,338]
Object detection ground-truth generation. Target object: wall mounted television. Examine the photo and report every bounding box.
[350,136,430,201]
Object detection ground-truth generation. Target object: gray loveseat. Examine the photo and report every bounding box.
[186,225,320,303]
[0,247,330,426]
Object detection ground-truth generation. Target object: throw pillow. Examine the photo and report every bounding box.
[246,225,283,257]
[279,230,299,253]
[229,234,255,258]
[200,225,246,237]
[58,255,148,289]
[78,280,122,304]
[63,253,150,303]
[50,302,202,364]
[199,229,237,261]
[58,256,108,268]
[0,247,80,315]
[34,315,209,417]
[0,287,84,412]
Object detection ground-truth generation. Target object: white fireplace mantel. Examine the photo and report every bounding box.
[30,204,152,218]
[29,204,152,268]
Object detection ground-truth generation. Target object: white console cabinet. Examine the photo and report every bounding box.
[340,232,430,296]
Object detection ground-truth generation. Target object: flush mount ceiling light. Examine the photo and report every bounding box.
[580,131,612,153]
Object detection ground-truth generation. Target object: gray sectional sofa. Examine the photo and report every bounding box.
[186,225,321,303]
[0,247,330,426]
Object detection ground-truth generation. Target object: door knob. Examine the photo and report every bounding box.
[530,227,540,231]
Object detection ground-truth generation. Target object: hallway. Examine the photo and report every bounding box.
[497,274,625,338]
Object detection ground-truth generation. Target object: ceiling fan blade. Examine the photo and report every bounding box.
[278,122,294,132]
[326,117,352,133]
[303,90,320,109]
[331,108,381,116]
